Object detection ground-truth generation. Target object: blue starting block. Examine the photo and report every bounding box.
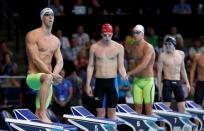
[185,100,204,131]
[154,102,200,131]
[63,106,125,131]
[116,104,171,131]
[4,108,77,131]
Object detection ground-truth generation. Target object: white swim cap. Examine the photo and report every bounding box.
[133,24,144,33]
[40,7,54,20]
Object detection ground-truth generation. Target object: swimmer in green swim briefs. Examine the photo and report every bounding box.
[132,77,155,105]
[25,7,63,123]
[127,24,155,115]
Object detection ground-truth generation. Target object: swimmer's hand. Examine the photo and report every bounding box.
[52,73,63,84]
[123,74,129,81]
[85,85,93,97]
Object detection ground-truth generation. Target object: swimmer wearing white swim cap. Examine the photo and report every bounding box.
[25,7,63,123]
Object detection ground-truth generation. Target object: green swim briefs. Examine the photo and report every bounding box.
[26,73,53,109]
[132,77,155,104]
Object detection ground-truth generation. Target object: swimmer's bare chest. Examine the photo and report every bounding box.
[94,45,119,77]
[94,45,118,62]
[163,53,182,67]
[162,53,182,78]
[37,36,58,62]
[132,45,144,64]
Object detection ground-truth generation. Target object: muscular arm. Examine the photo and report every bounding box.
[128,47,153,75]
[86,45,95,87]
[118,45,127,79]
[157,53,164,96]
[190,55,197,87]
[180,52,190,86]
[26,32,52,74]
[53,40,64,74]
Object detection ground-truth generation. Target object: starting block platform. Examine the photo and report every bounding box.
[3,109,77,131]
[185,100,204,131]
[63,106,125,131]
[153,102,201,131]
[116,104,171,131]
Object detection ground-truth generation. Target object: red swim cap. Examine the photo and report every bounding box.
[101,23,113,33]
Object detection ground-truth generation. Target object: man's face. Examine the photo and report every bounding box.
[164,41,175,53]
[101,32,113,42]
[133,30,143,42]
[42,12,54,27]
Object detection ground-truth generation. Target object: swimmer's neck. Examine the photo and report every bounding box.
[100,40,112,46]
[41,25,52,35]
[134,39,144,46]
[166,50,175,55]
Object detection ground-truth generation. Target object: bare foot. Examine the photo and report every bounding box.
[40,117,52,124]
[36,111,52,123]
[194,119,200,126]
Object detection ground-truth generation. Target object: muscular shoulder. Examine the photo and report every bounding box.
[27,28,41,36]
[51,34,60,45]
[144,42,155,54]
[147,42,154,50]
[90,42,97,52]
[177,50,184,55]
[25,28,41,42]
[194,53,200,61]
[113,41,124,50]
[26,28,42,39]
[177,50,185,58]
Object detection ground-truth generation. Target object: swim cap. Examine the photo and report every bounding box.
[133,24,144,33]
[101,23,113,33]
[165,36,176,46]
[40,7,54,20]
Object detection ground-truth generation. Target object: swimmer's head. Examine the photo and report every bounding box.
[133,24,144,44]
[101,23,113,33]
[165,36,176,46]
[40,7,54,21]
[101,23,113,43]
[164,36,176,53]
[133,24,144,34]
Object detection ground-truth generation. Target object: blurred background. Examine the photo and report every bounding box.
[0,0,204,128]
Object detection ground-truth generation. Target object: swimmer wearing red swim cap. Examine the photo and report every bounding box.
[101,23,113,43]
[85,23,128,120]
[101,23,113,33]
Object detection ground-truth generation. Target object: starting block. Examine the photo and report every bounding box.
[1,110,14,131]
[63,106,125,131]
[185,100,204,131]
[154,102,200,131]
[116,104,171,131]
[4,108,77,131]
